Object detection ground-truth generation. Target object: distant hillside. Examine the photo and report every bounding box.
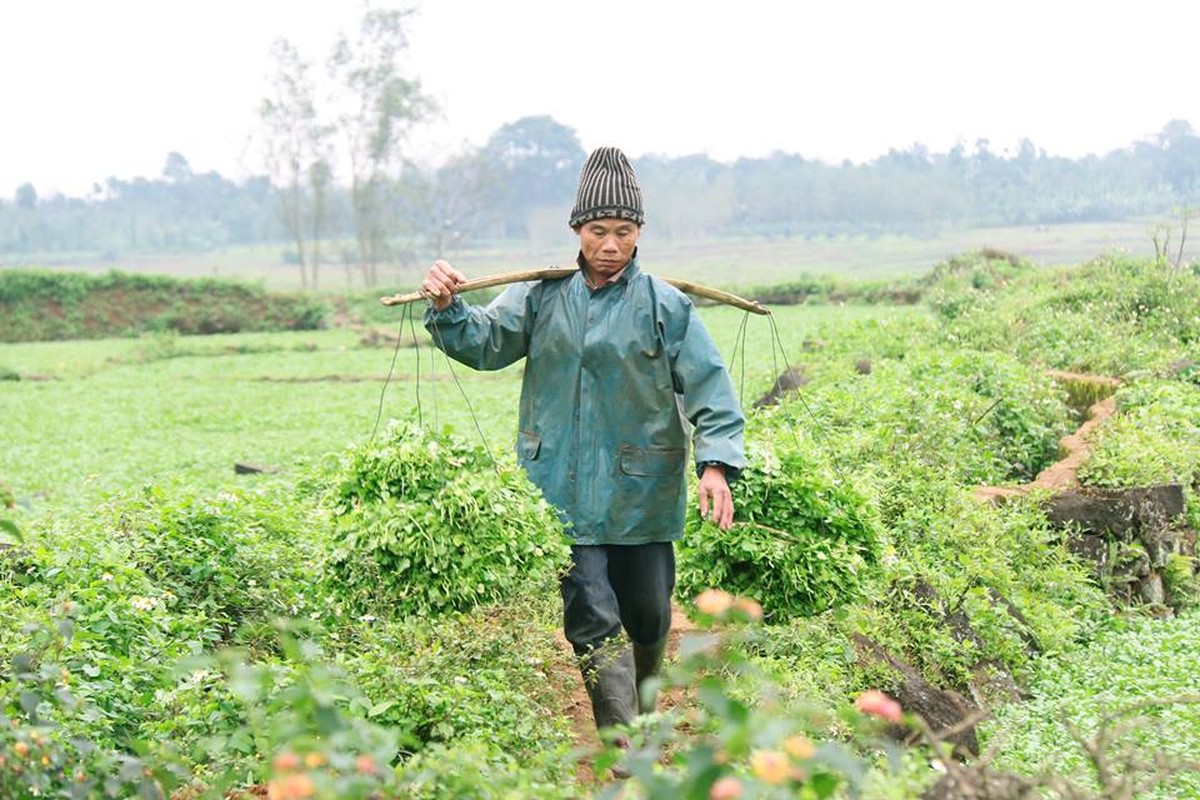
[0,270,328,342]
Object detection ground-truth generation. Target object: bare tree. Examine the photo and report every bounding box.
[307,159,333,289]
[402,150,497,260]
[260,38,326,289]
[1148,206,1197,271]
[328,6,433,287]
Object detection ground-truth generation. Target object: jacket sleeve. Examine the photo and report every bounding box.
[667,303,746,478]
[423,283,537,371]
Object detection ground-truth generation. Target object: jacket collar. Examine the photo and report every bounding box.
[576,248,640,289]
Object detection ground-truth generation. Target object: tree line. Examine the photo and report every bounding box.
[1,6,1197,287]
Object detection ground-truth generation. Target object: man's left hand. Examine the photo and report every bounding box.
[698,465,734,530]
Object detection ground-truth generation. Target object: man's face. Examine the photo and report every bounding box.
[577,218,640,283]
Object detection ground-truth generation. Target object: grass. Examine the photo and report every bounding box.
[982,610,1200,799]
[0,305,910,513]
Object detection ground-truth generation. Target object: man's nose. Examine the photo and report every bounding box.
[601,235,618,250]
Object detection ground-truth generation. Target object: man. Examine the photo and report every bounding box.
[420,146,745,737]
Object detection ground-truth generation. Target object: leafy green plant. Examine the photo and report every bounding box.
[982,610,1200,799]
[1163,555,1200,610]
[679,438,883,620]
[935,256,1200,374]
[393,742,577,800]
[0,622,186,799]
[108,486,321,644]
[0,480,18,548]
[759,345,1071,488]
[922,249,1033,322]
[597,591,920,800]
[334,600,574,758]
[1079,378,1200,489]
[323,420,571,617]
[198,634,403,800]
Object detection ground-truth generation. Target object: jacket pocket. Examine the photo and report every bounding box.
[517,430,542,461]
[614,445,687,535]
[619,445,685,477]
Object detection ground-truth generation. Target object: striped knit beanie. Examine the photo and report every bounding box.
[568,147,645,229]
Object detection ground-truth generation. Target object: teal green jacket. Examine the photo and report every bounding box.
[425,255,745,545]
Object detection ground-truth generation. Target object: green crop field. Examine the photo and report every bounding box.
[2,251,1199,799]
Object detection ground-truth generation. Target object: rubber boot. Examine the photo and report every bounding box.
[581,645,637,732]
[632,637,668,714]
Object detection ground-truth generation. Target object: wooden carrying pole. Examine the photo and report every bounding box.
[380,268,770,316]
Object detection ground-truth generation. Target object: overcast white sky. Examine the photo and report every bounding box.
[2,0,1197,198]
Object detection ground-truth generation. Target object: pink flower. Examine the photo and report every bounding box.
[855,690,904,724]
[710,775,743,799]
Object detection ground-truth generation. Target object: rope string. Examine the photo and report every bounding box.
[407,301,424,427]
[764,312,850,485]
[426,313,498,470]
[370,296,494,471]
[371,302,412,440]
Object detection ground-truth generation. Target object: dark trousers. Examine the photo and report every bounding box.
[560,542,675,657]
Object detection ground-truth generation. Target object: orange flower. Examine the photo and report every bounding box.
[750,749,789,785]
[731,596,763,622]
[267,773,316,800]
[709,775,743,799]
[355,754,377,774]
[855,690,904,724]
[782,734,815,760]
[694,589,735,616]
[12,741,29,759]
[303,752,326,769]
[272,751,300,773]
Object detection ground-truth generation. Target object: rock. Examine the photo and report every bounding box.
[855,358,872,375]
[1044,485,1185,537]
[1066,533,1110,576]
[1142,525,1181,568]
[1138,572,1166,606]
[968,662,1023,707]
[852,633,980,755]
[903,579,1023,706]
[1166,358,1198,379]
[1047,485,1189,607]
[752,366,808,408]
[234,462,282,475]
[359,327,400,347]
[1182,529,1197,558]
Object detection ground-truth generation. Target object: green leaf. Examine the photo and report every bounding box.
[369,699,398,718]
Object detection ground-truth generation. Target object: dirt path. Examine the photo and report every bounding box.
[973,386,1118,504]
[552,602,697,788]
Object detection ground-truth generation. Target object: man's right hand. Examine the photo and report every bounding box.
[421,260,467,311]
